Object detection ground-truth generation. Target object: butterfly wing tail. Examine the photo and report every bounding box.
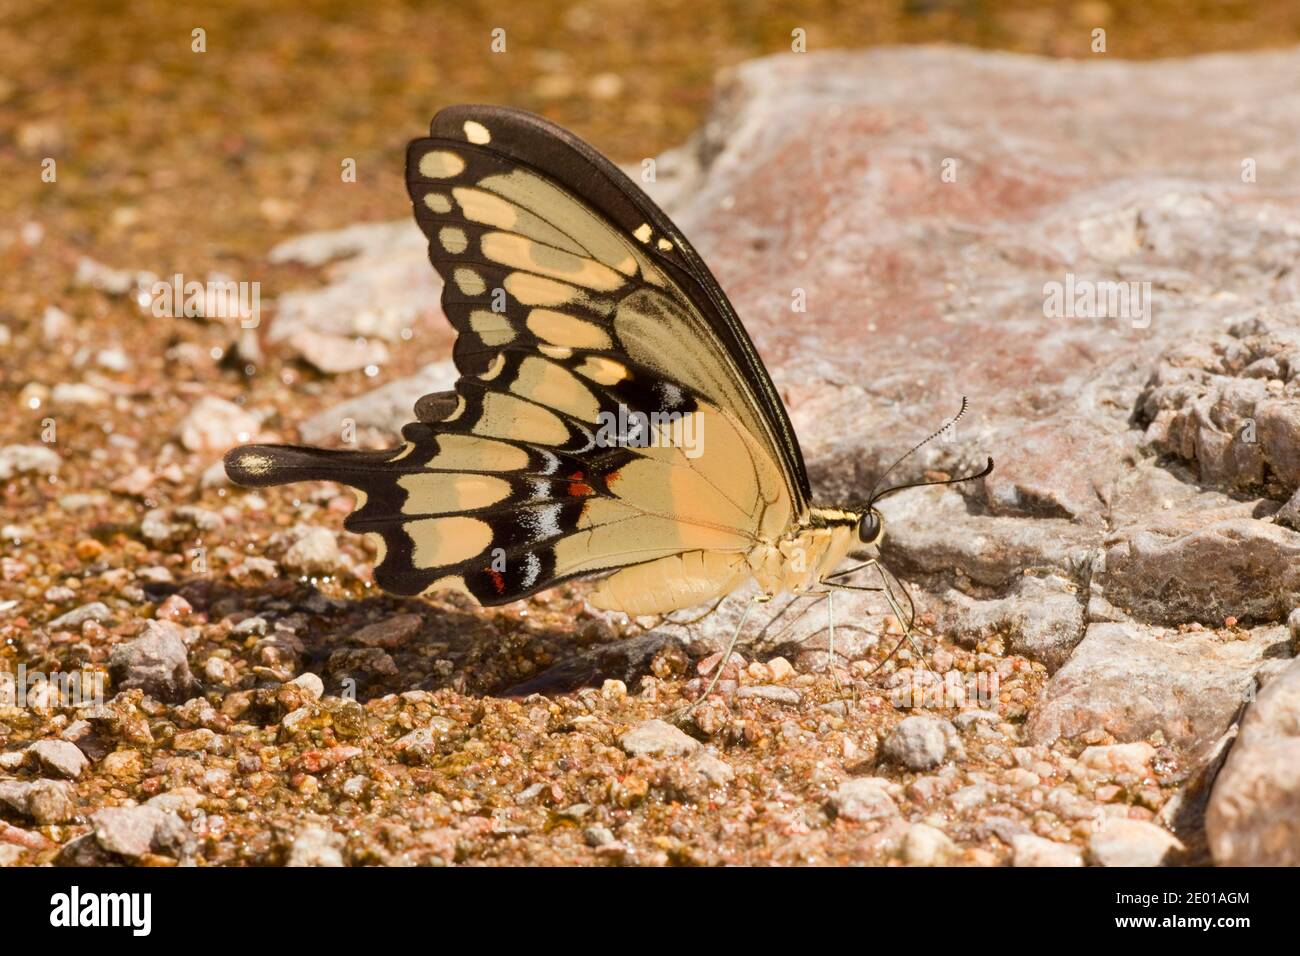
[223,443,402,488]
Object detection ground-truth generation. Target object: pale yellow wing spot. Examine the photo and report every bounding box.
[633,223,652,243]
[454,267,486,296]
[463,120,491,144]
[234,452,274,477]
[397,473,511,515]
[365,531,387,568]
[538,344,573,360]
[510,356,600,421]
[427,433,529,471]
[423,192,452,214]
[526,309,613,350]
[419,574,473,600]
[419,150,465,179]
[469,309,515,346]
[406,515,492,567]
[481,231,625,292]
[478,353,507,380]
[451,187,585,255]
[573,355,627,385]
[473,391,569,445]
[440,394,467,422]
[504,271,581,307]
[439,226,469,254]
[452,186,516,229]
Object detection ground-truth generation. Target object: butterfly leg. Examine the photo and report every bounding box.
[665,594,730,628]
[674,595,763,719]
[825,559,939,701]
[826,588,844,695]
[859,569,943,706]
[826,559,882,583]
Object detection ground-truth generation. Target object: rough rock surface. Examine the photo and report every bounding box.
[1206,658,1300,865]
[1027,622,1283,760]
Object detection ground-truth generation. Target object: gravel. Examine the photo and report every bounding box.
[92,805,171,858]
[903,823,957,866]
[287,826,347,867]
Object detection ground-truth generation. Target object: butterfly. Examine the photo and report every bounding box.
[225,105,992,658]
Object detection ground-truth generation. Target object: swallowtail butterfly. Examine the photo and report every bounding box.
[225,105,992,625]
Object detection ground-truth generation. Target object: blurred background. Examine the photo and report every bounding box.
[4,0,1300,294]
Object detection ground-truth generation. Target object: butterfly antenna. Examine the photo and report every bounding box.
[869,455,994,506]
[866,397,970,504]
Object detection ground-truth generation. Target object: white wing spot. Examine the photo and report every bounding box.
[520,552,542,589]
[523,503,564,541]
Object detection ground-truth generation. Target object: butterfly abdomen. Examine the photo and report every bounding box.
[589,550,750,616]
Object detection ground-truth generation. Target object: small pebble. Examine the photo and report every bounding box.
[882,716,963,771]
[619,719,699,758]
[831,777,898,823]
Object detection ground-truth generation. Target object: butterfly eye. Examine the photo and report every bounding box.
[857,510,883,545]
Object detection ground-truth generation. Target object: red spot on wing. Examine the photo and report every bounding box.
[566,469,594,497]
[486,567,507,595]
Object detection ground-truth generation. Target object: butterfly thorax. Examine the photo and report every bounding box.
[745,506,862,598]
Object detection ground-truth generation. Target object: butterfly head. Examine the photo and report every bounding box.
[856,508,884,546]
